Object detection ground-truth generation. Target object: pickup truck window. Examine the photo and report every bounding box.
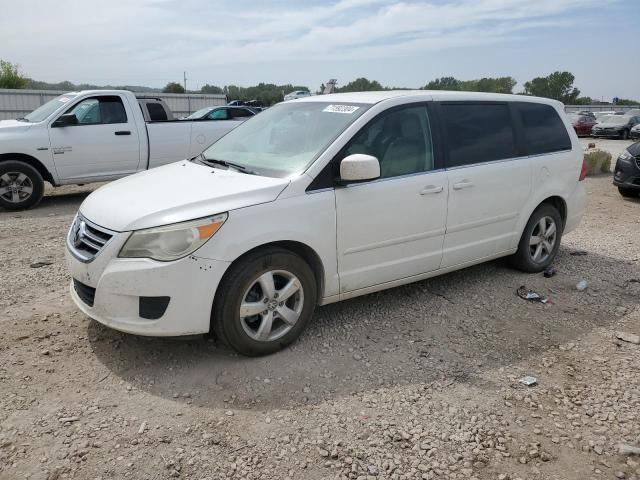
[65,96,128,125]
[146,102,168,121]
[23,94,78,123]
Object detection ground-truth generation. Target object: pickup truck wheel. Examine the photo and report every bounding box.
[509,204,563,273]
[0,161,44,211]
[212,247,317,356]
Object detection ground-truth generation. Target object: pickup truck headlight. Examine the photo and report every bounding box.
[119,213,227,261]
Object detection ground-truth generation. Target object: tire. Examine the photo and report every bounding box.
[0,161,45,211]
[618,186,638,198]
[621,129,629,140]
[212,247,317,356]
[509,204,563,273]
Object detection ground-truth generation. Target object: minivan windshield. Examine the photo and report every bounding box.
[23,94,78,122]
[201,101,369,177]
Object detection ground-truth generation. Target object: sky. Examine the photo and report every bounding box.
[1,0,639,100]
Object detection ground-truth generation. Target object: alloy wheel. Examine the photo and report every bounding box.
[0,172,34,203]
[239,269,304,342]
[529,216,557,263]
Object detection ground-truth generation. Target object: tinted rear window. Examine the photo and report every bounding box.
[146,102,168,121]
[517,102,571,155]
[441,103,516,167]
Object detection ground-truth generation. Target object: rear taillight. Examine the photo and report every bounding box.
[579,156,587,181]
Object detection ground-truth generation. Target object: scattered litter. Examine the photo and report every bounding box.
[519,376,538,387]
[543,266,557,278]
[576,280,588,291]
[618,444,640,456]
[138,421,147,434]
[570,250,588,256]
[30,261,53,268]
[517,286,549,303]
[59,416,79,423]
[616,332,640,345]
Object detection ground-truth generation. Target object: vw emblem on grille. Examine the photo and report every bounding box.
[73,220,86,249]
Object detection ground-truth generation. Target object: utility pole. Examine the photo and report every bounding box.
[183,71,187,93]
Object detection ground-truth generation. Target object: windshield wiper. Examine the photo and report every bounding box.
[199,154,257,175]
[16,117,30,122]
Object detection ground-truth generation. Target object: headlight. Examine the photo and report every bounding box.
[119,213,227,261]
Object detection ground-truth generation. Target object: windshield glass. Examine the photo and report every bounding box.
[185,107,215,120]
[600,115,629,124]
[201,101,369,177]
[24,94,78,122]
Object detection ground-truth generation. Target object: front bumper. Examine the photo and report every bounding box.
[630,130,640,139]
[613,156,640,191]
[66,229,231,336]
[592,129,624,138]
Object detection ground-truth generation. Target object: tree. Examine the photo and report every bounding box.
[335,78,385,93]
[162,82,185,94]
[424,76,516,93]
[424,76,460,90]
[613,98,640,106]
[0,60,28,89]
[523,71,580,104]
[573,96,593,105]
[200,84,223,94]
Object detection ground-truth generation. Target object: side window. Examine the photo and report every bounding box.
[208,108,229,120]
[440,102,516,167]
[230,108,253,119]
[146,102,168,121]
[343,105,434,179]
[516,102,571,155]
[65,96,127,125]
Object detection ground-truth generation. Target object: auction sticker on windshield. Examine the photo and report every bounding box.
[323,105,360,114]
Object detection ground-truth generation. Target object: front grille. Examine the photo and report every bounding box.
[67,215,116,262]
[73,279,96,307]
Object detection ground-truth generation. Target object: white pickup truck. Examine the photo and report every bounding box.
[0,90,250,210]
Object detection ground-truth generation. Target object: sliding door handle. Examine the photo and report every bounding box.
[115,131,131,136]
[452,180,474,190]
[419,185,444,195]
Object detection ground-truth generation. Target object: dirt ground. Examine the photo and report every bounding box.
[1,150,639,479]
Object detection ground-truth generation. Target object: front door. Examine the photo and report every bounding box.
[335,104,448,293]
[48,95,140,181]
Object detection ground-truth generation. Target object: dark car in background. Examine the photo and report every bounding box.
[613,142,640,198]
[568,113,597,137]
[183,105,256,121]
[592,115,640,139]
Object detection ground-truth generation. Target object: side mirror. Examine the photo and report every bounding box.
[52,113,78,128]
[339,154,380,183]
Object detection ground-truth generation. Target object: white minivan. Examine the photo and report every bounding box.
[66,91,586,356]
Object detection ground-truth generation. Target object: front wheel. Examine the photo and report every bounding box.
[212,248,317,356]
[0,161,45,211]
[509,204,563,273]
[618,186,638,198]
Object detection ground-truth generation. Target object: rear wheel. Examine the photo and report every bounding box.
[212,248,317,356]
[621,129,629,140]
[618,186,638,198]
[509,204,563,273]
[0,161,44,211]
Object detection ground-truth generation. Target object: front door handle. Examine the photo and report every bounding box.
[452,180,474,190]
[420,185,444,195]
[115,131,131,136]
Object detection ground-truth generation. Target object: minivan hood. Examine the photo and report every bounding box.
[79,161,290,231]
[0,119,32,133]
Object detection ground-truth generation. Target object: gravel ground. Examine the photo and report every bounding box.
[1,146,639,480]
